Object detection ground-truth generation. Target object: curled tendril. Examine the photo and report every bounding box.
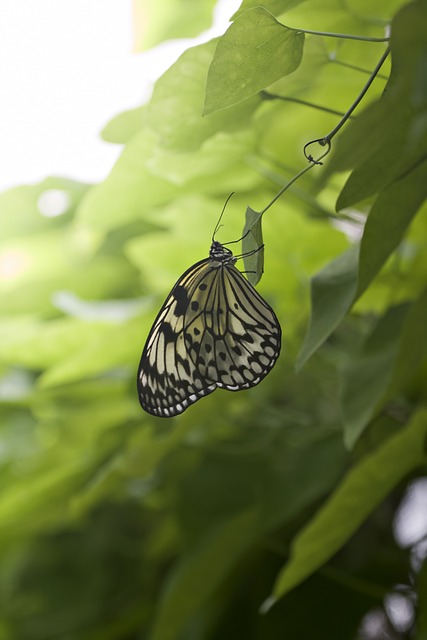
[303,138,332,165]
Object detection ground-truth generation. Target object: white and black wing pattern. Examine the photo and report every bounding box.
[137,241,281,417]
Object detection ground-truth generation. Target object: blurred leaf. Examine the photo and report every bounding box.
[150,430,347,640]
[356,163,427,296]
[272,408,427,603]
[149,511,258,640]
[271,0,404,32]
[0,177,89,240]
[101,106,146,144]
[232,0,306,21]
[297,244,359,369]
[77,128,259,234]
[132,0,217,51]
[146,40,261,150]
[77,129,178,232]
[0,455,97,551]
[146,130,256,185]
[204,8,304,114]
[340,304,408,448]
[0,317,107,369]
[38,315,146,388]
[385,286,427,399]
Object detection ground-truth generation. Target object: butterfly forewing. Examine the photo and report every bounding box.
[137,242,281,417]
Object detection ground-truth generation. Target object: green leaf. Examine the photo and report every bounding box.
[145,130,256,186]
[149,431,347,640]
[242,206,264,285]
[330,1,427,209]
[0,227,137,314]
[340,305,409,449]
[298,162,427,369]
[296,244,359,369]
[77,129,179,232]
[38,316,146,388]
[386,286,427,399]
[132,0,217,52]
[204,7,304,114]
[149,511,258,640]
[0,177,89,240]
[146,40,260,151]
[334,103,412,210]
[0,317,105,369]
[356,162,427,296]
[0,455,98,550]
[271,408,427,604]
[101,106,146,144]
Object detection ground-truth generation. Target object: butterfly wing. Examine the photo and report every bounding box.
[137,258,218,417]
[193,263,281,390]
[137,257,281,418]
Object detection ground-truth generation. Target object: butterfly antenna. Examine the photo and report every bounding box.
[212,192,234,242]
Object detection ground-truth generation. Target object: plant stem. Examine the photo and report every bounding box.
[245,45,390,241]
[261,91,352,119]
[259,162,317,216]
[284,24,389,42]
[322,45,390,144]
[331,58,388,80]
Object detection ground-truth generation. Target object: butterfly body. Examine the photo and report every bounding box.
[137,240,281,417]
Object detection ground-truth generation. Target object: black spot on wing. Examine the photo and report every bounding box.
[160,322,175,343]
[173,285,189,316]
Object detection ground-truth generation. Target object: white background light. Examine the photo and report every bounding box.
[0,0,239,193]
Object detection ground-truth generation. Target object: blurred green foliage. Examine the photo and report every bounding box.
[0,0,426,639]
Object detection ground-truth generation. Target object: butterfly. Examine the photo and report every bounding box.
[137,231,281,417]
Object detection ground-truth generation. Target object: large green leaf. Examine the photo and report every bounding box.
[296,244,359,369]
[204,7,304,114]
[340,304,408,448]
[341,286,427,448]
[385,286,427,399]
[271,408,427,604]
[356,164,427,296]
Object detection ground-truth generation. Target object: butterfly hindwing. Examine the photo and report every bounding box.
[137,242,281,417]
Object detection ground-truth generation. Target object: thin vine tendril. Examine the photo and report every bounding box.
[244,44,391,242]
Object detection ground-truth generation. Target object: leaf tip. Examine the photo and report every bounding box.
[259,595,276,615]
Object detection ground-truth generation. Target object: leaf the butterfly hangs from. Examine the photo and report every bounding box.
[137,240,281,417]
